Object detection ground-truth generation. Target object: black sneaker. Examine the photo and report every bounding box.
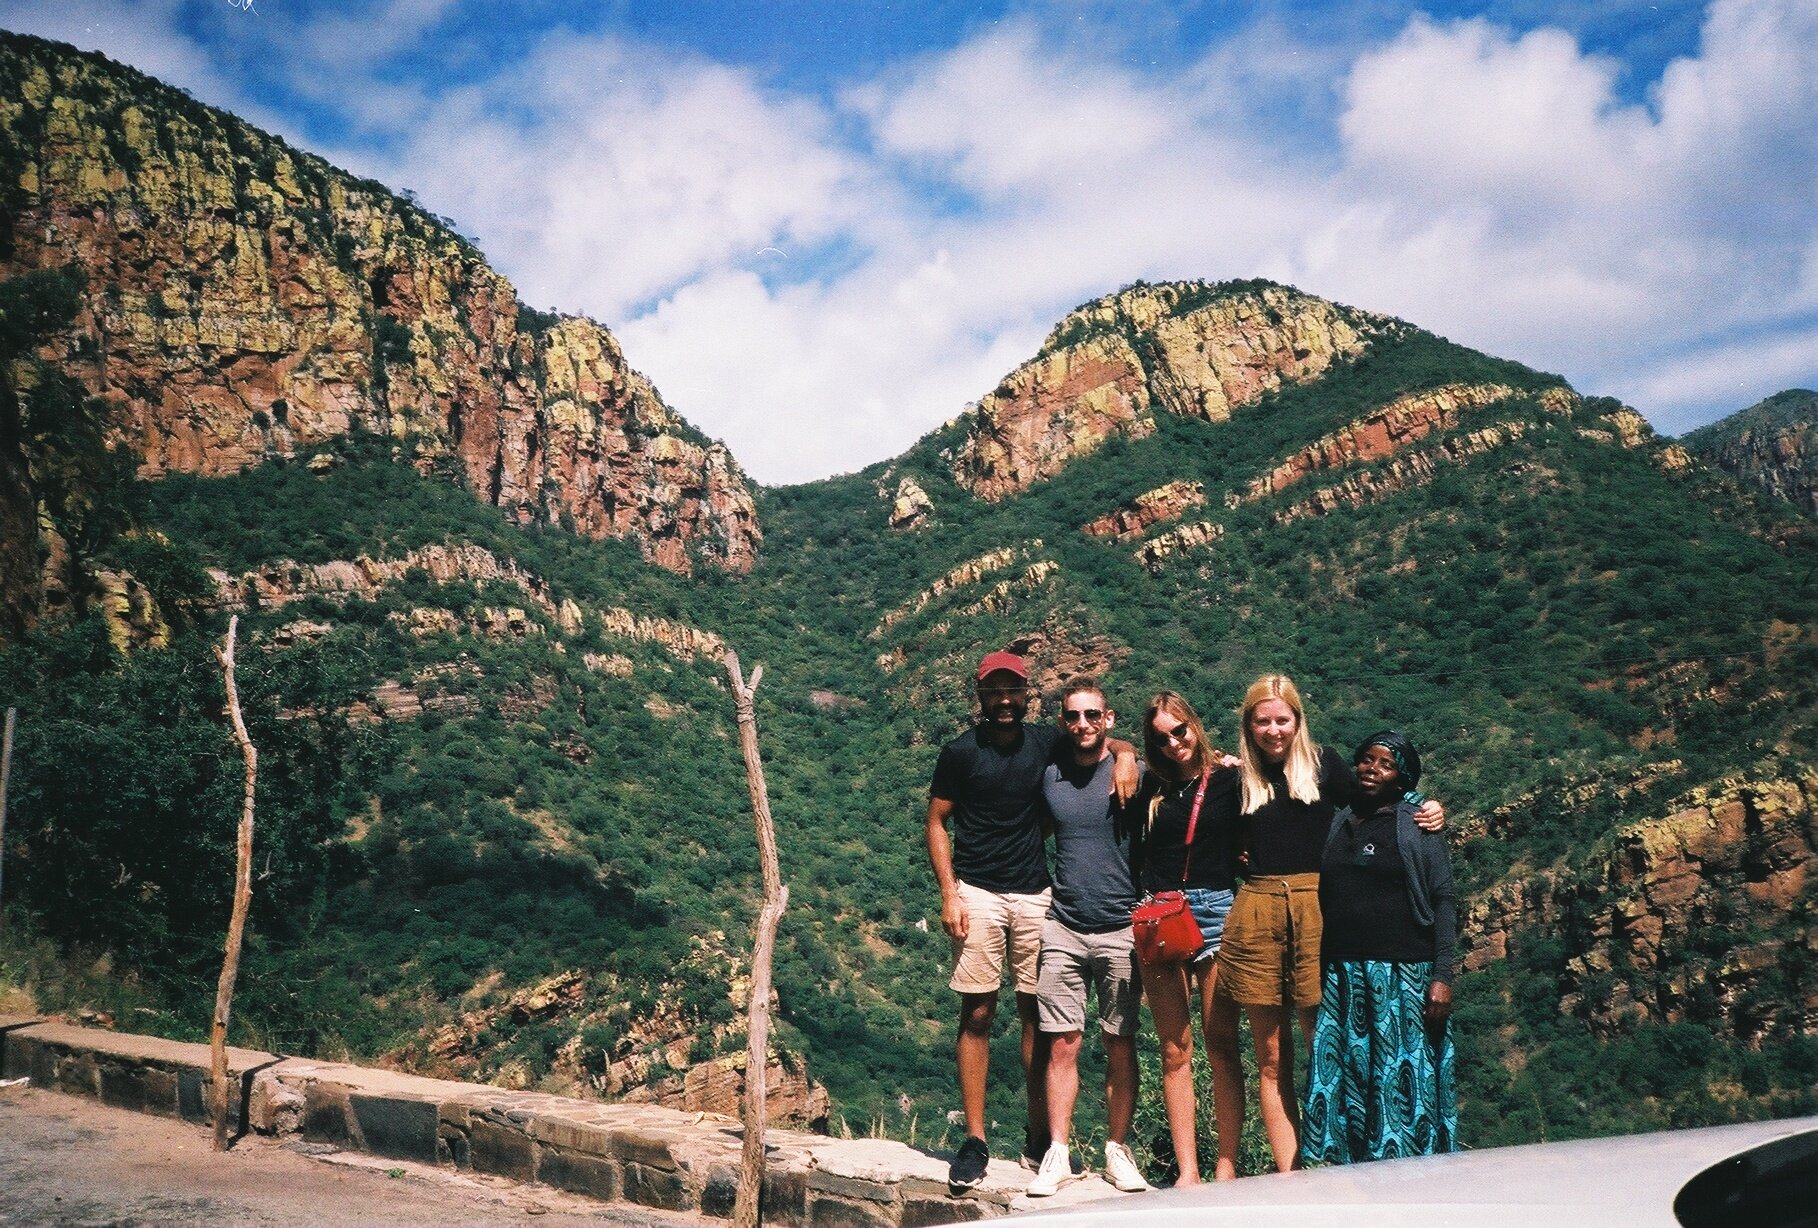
[949,1135,990,1190]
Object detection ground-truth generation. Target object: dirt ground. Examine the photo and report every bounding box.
[0,1083,716,1226]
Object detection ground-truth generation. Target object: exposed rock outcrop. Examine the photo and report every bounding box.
[92,566,168,651]
[1682,389,1817,516]
[952,282,1389,500]
[871,545,1030,638]
[884,475,934,530]
[0,34,758,575]
[423,966,829,1129]
[212,542,722,662]
[1234,382,1540,504]
[1274,419,1538,523]
[999,619,1132,705]
[596,606,725,662]
[1082,480,1206,541]
[1468,772,1818,1039]
[1133,520,1224,571]
[211,542,550,613]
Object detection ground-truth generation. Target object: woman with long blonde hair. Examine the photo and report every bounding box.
[1134,691,1246,1183]
[1216,674,1442,1172]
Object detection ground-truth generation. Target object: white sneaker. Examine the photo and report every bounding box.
[1025,1141,1079,1197]
[1103,1140,1150,1192]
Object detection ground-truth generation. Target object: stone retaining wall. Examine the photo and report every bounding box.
[0,1016,1119,1225]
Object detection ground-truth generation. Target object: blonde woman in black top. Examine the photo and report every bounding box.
[1214,675,1443,1172]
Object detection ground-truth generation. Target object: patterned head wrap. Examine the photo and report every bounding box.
[1355,729,1422,791]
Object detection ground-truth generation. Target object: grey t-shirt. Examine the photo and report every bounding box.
[1043,755,1140,933]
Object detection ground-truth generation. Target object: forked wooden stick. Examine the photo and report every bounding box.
[725,650,789,1228]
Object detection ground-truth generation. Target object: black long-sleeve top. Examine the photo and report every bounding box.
[1242,744,1355,877]
[1137,766,1240,893]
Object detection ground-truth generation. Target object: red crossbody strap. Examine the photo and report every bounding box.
[1177,771,1211,886]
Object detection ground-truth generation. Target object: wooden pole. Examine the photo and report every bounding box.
[724,650,789,1228]
[210,617,258,1151]
[0,706,14,941]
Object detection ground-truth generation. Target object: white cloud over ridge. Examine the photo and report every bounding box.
[3,0,1814,482]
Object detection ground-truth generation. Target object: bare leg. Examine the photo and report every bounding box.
[1045,1030,1082,1144]
[1202,966,1245,1181]
[1141,959,1200,1185]
[957,991,998,1140]
[1017,990,1051,1151]
[1104,1033,1138,1144]
[1247,1003,1300,1171]
[1290,1002,1318,1167]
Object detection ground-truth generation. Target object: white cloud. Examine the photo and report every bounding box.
[852,24,1184,200]
[361,32,884,327]
[1296,0,1817,415]
[1623,327,1818,434]
[5,0,1815,482]
[1340,18,1653,208]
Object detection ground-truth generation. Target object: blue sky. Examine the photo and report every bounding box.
[5,0,1814,483]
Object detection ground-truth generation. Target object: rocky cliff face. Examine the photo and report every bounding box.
[951,281,1389,499]
[1468,772,1817,1040]
[1081,479,1205,541]
[0,34,758,577]
[1682,390,1817,516]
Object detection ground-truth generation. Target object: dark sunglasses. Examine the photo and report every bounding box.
[1155,722,1192,742]
[1061,708,1104,725]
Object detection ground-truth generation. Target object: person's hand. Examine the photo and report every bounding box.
[1216,751,1240,769]
[941,891,969,941]
[1423,980,1453,1028]
[1111,750,1140,805]
[1413,798,1445,831]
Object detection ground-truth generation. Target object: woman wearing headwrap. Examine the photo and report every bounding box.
[1301,730,1460,1165]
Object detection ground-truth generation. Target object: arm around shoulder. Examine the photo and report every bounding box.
[1105,736,1141,805]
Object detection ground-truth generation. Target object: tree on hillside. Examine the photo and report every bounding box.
[0,265,133,641]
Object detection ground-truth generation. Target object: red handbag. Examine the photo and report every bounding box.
[1131,773,1211,965]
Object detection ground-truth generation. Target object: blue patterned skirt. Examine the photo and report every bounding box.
[1301,960,1458,1164]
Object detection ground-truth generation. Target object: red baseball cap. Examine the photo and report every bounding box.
[976,651,1028,681]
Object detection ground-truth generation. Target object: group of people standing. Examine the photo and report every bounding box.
[925,651,1460,1196]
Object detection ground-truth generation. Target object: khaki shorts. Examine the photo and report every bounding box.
[1035,918,1141,1036]
[1216,874,1323,1009]
[949,881,1052,995]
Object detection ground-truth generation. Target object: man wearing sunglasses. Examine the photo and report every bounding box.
[1025,678,1150,1195]
[928,651,1139,1192]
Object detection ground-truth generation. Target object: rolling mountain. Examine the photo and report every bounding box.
[1681,389,1817,518]
[2,30,1813,1158]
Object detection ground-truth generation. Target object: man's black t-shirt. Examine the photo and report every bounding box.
[930,724,1061,895]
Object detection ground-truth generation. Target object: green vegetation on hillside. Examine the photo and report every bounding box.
[1,42,1813,1156]
[4,307,1810,1162]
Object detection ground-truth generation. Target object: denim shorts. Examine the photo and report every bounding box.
[1183,887,1235,966]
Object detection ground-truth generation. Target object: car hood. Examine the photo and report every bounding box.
[985,1116,1818,1228]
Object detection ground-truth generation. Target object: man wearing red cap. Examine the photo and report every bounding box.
[928,650,1138,1190]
